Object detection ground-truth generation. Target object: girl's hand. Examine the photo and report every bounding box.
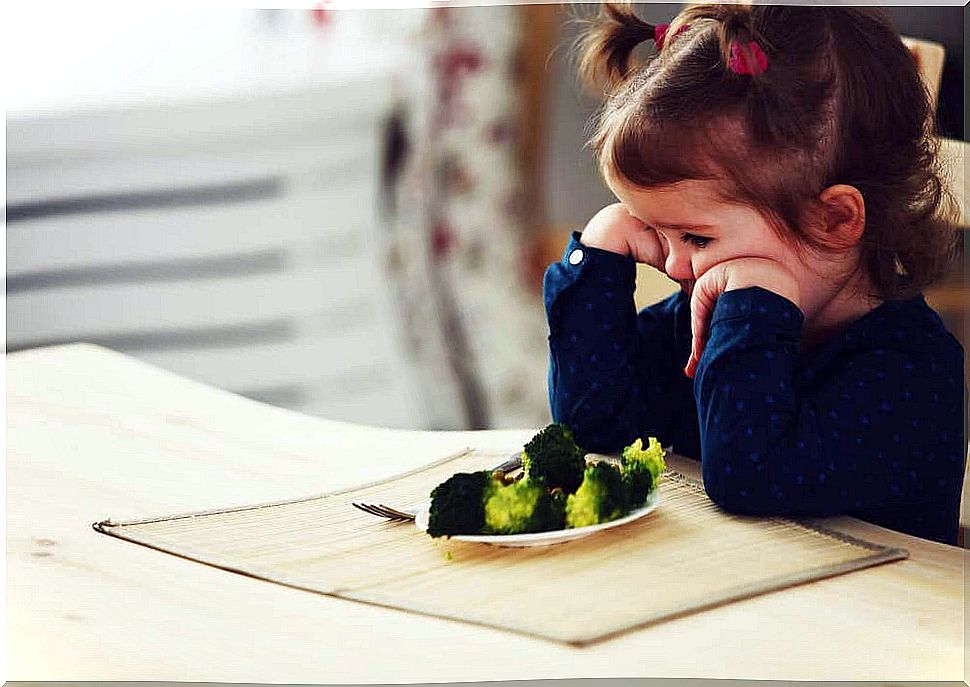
[578,203,666,271]
[684,258,802,379]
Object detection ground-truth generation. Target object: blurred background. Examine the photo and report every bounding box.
[6,3,966,432]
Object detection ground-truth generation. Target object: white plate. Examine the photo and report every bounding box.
[413,487,661,547]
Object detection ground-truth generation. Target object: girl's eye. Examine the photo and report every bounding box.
[681,233,712,249]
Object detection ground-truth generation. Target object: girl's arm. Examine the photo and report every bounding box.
[543,231,696,454]
[693,286,966,542]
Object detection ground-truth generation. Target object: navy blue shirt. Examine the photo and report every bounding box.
[544,231,967,546]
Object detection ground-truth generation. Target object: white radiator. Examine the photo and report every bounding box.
[7,69,427,429]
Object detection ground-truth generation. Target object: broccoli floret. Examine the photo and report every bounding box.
[427,470,493,537]
[547,489,568,531]
[484,477,564,534]
[621,462,654,508]
[619,437,666,508]
[521,423,586,494]
[622,437,666,484]
[565,462,626,528]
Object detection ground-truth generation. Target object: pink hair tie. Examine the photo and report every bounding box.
[654,22,689,51]
[729,40,768,75]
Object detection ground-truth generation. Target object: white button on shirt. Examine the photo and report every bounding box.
[568,248,584,265]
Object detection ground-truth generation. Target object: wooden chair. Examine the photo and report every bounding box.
[901,36,946,115]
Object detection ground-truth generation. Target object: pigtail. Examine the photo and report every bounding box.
[679,5,832,154]
[572,1,659,96]
[715,8,769,79]
[722,8,789,151]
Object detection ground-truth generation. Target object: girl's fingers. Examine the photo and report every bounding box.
[684,351,698,379]
[626,225,666,271]
[684,266,726,379]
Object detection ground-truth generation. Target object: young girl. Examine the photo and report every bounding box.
[543,3,967,545]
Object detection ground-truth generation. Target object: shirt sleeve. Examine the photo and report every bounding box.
[542,230,694,454]
[693,286,966,530]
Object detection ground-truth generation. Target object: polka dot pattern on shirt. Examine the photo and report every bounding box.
[543,233,966,545]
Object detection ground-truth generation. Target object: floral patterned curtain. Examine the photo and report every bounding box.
[379,5,552,430]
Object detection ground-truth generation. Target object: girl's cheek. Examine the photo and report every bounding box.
[691,254,721,279]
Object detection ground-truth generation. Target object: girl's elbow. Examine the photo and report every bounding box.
[702,469,845,518]
[703,480,755,514]
[701,458,772,515]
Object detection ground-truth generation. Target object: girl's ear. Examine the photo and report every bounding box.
[814,184,866,250]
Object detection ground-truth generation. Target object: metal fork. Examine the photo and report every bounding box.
[351,502,419,521]
[351,450,523,522]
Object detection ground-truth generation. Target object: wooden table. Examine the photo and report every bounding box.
[7,344,966,682]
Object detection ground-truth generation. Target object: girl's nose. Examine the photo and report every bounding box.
[664,246,695,282]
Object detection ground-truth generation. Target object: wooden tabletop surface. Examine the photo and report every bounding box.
[6,344,966,682]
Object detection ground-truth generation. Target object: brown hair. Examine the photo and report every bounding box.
[571,2,960,299]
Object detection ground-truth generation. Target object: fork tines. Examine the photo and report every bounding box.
[351,502,414,521]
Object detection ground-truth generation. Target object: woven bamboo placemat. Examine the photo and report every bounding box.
[92,448,908,646]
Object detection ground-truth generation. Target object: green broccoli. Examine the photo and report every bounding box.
[521,422,586,494]
[427,470,493,537]
[484,476,565,534]
[621,437,667,484]
[548,489,568,531]
[565,462,626,528]
[619,437,666,508]
[621,462,654,508]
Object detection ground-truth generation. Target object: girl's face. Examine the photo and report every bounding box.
[606,177,840,320]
